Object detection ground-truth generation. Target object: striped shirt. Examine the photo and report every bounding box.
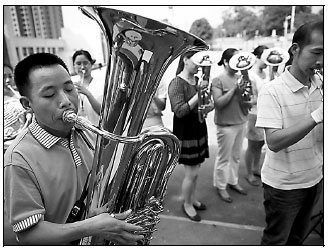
[256,66,323,190]
[4,117,94,233]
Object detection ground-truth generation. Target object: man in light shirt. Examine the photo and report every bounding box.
[256,21,323,245]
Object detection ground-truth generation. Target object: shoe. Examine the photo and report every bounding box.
[216,189,233,203]
[193,202,207,211]
[245,176,260,186]
[182,204,201,222]
[229,184,248,195]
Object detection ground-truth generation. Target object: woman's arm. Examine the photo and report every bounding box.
[168,78,197,118]
[212,82,237,109]
[85,91,101,115]
[75,84,101,115]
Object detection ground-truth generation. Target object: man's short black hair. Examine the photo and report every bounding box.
[14,53,69,97]
[292,21,323,50]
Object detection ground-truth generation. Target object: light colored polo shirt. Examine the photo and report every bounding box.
[4,117,95,232]
[256,66,323,190]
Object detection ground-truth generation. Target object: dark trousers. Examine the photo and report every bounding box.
[261,180,322,245]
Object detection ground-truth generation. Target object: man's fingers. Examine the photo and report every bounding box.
[112,209,131,220]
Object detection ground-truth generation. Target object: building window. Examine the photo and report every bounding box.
[16,47,21,61]
[28,47,34,55]
[23,47,28,56]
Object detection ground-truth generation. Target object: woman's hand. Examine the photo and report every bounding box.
[203,99,215,114]
[199,79,209,90]
[75,83,91,97]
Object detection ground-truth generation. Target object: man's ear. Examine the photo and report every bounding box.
[290,43,299,56]
[20,96,33,113]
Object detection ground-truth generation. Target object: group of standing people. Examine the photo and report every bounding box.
[166,20,323,246]
[165,46,268,220]
[4,20,323,246]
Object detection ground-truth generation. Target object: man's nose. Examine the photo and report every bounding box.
[58,91,72,108]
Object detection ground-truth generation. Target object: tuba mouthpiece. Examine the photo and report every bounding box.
[313,68,323,82]
[62,110,77,124]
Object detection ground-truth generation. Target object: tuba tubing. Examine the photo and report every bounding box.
[71,6,208,245]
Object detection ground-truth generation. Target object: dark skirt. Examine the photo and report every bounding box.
[173,111,209,166]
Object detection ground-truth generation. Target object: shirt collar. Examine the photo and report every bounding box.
[29,116,70,149]
[282,66,322,92]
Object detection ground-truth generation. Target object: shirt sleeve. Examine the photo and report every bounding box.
[255,83,283,129]
[168,77,191,118]
[211,77,223,92]
[4,163,45,233]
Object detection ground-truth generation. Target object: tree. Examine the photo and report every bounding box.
[189,18,213,42]
[260,6,321,36]
[293,12,323,30]
[221,6,262,38]
[213,6,323,39]
[260,6,292,36]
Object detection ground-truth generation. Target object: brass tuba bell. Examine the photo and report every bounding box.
[63,6,209,245]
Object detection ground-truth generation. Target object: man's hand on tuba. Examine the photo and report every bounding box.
[89,210,144,245]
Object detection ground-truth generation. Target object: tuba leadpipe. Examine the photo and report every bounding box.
[66,6,208,245]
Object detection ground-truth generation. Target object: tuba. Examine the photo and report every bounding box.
[63,6,208,245]
[261,47,290,80]
[229,51,256,115]
[191,51,220,122]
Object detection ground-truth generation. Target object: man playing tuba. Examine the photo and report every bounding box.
[4,53,144,245]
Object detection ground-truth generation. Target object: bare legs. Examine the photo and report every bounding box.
[182,164,200,216]
[245,139,264,184]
